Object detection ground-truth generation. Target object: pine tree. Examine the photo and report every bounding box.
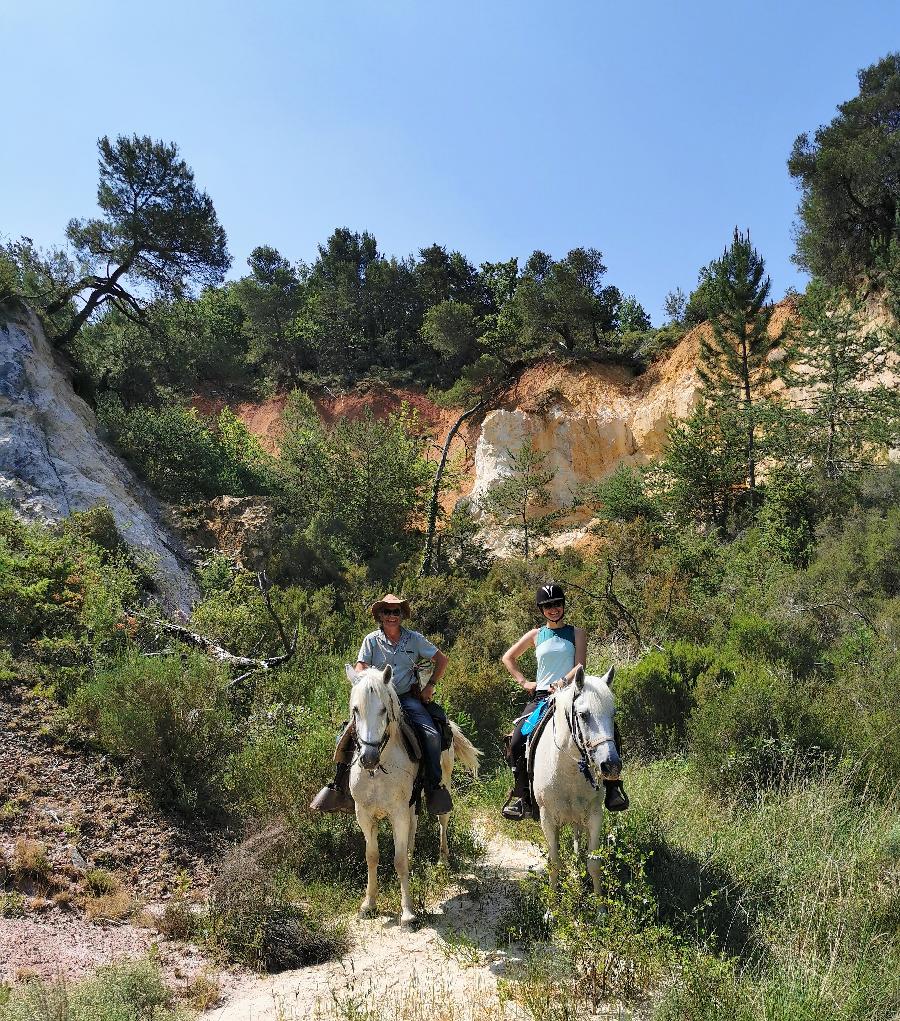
[781,281,896,480]
[698,229,779,507]
[479,439,562,559]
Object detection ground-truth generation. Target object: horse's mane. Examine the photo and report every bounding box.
[554,672,615,717]
[350,668,403,721]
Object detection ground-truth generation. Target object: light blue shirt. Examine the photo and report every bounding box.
[357,627,438,696]
[535,624,576,693]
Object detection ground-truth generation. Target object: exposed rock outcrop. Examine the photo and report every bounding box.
[165,495,276,571]
[0,310,198,610]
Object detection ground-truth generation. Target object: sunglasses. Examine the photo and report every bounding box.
[540,600,565,609]
[381,608,403,616]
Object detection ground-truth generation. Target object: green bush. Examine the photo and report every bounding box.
[99,398,271,502]
[69,652,237,814]
[0,506,138,696]
[0,959,187,1021]
[689,662,830,791]
[616,642,731,758]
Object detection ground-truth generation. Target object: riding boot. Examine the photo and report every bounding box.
[603,779,629,812]
[426,784,453,814]
[502,759,531,821]
[310,757,355,814]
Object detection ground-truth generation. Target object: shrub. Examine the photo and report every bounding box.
[689,662,830,791]
[0,959,187,1021]
[616,642,731,758]
[68,652,237,814]
[205,825,348,972]
[98,398,269,502]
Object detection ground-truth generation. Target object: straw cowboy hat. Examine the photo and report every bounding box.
[370,593,411,620]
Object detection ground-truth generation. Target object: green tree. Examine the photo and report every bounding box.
[420,300,478,365]
[616,294,651,333]
[47,135,230,347]
[515,247,619,354]
[234,246,308,386]
[479,439,563,559]
[788,52,900,285]
[698,229,779,507]
[655,400,746,528]
[781,280,898,480]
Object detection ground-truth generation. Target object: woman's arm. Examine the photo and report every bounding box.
[574,626,587,669]
[501,629,540,696]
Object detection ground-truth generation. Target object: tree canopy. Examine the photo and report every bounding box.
[49,134,231,347]
[788,52,900,286]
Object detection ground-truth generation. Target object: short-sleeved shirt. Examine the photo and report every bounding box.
[357,627,438,697]
[535,624,576,693]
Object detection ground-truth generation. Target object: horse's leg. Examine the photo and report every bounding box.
[358,809,380,917]
[408,803,418,861]
[541,813,561,898]
[586,811,604,897]
[438,748,453,863]
[390,807,415,925]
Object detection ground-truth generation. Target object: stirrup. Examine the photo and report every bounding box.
[604,781,629,812]
[501,793,529,821]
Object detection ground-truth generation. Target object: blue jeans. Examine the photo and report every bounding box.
[400,694,442,789]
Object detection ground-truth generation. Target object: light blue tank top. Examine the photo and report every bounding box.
[535,624,576,693]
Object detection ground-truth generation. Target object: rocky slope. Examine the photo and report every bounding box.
[0,310,198,610]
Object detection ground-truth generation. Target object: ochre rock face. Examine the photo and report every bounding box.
[470,331,702,519]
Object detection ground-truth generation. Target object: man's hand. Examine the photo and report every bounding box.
[421,681,437,703]
[523,681,537,697]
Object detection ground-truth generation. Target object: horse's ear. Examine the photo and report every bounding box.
[345,663,361,685]
[381,664,393,686]
[573,665,585,692]
[600,665,615,688]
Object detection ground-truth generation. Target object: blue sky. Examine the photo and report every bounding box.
[3,1,899,323]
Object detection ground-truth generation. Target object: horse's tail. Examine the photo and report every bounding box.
[449,721,481,776]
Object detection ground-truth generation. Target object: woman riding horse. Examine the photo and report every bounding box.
[310,593,454,816]
[500,581,629,820]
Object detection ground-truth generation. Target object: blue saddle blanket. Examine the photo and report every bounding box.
[521,698,550,737]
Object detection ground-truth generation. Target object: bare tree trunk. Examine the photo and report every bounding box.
[421,397,486,576]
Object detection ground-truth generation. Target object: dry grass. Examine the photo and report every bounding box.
[181,969,222,1011]
[82,872,135,922]
[11,838,50,882]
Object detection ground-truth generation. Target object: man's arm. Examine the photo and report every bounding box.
[421,649,448,702]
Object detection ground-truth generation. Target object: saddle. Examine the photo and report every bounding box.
[503,697,555,822]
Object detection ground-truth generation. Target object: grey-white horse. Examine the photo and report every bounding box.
[345,663,481,924]
[532,664,621,894]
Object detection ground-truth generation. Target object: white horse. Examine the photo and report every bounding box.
[345,663,481,924]
[532,664,621,895]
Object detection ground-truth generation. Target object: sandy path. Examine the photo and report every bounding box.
[204,826,545,1021]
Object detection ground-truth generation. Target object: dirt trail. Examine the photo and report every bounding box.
[204,826,545,1021]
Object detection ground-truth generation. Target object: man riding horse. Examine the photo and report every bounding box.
[311,593,454,816]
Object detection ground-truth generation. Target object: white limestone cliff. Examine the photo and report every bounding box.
[0,310,198,610]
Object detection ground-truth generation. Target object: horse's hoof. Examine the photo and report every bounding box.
[359,903,377,919]
[399,912,416,927]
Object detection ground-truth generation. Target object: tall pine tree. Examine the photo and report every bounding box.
[698,229,779,508]
[781,281,897,480]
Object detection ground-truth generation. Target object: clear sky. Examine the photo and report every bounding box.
[3,1,899,323]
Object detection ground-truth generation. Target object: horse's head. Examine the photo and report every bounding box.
[567,664,621,782]
[346,663,401,771]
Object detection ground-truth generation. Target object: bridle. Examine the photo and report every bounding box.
[554,688,616,791]
[351,687,396,775]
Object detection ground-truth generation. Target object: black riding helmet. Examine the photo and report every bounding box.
[536,581,565,607]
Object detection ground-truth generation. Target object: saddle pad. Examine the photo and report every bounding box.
[399,717,423,761]
[525,696,555,820]
[521,699,550,736]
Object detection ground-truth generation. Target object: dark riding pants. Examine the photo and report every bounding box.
[400,694,442,789]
